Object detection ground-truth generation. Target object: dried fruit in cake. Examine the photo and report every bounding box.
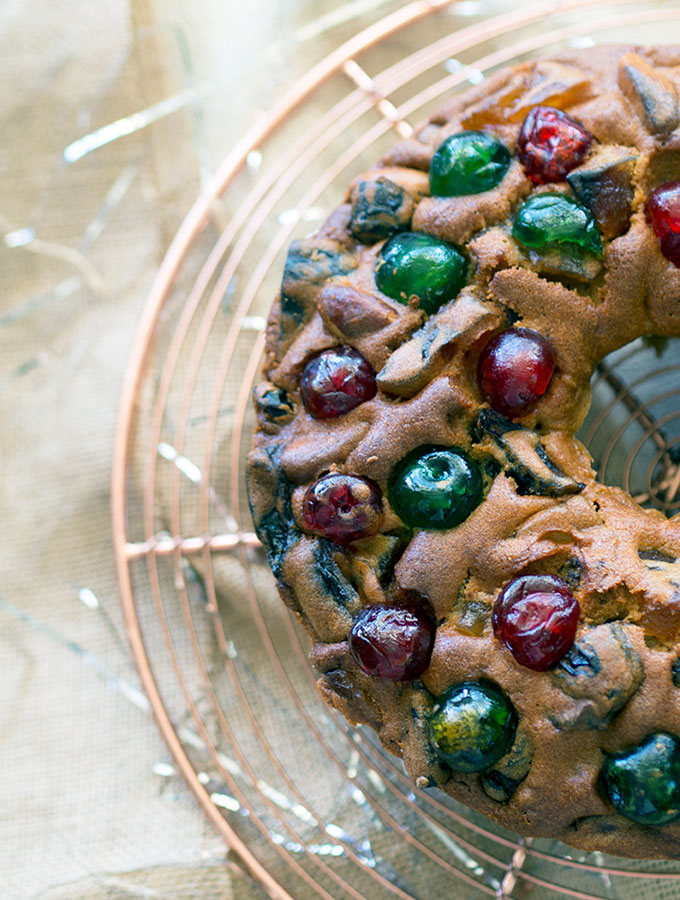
[429,131,511,196]
[600,733,680,826]
[349,602,436,680]
[375,231,467,314]
[517,105,594,183]
[478,328,555,419]
[430,681,518,773]
[492,574,579,670]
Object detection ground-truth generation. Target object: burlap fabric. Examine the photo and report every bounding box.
[5,2,680,899]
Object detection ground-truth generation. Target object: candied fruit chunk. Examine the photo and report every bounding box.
[600,733,680,826]
[478,328,555,418]
[492,574,579,670]
[349,603,436,680]
[645,181,680,268]
[518,106,593,184]
[300,347,377,418]
[302,473,383,544]
[430,681,518,773]
[429,131,511,196]
[513,193,603,260]
[375,232,467,315]
[389,446,483,530]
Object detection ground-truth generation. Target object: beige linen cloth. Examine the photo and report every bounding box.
[0,2,419,897]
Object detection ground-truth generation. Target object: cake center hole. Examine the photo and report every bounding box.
[578,336,680,517]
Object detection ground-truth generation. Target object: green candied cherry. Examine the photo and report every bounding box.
[599,733,680,826]
[513,193,603,258]
[430,131,511,197]
[430,681,518,773]
[375,232,467,315]
[389,446,483,530]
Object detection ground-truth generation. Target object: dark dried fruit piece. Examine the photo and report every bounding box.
[618,52,679,135]
[475,408,585,498]
[551,623,644,730]
[481,727,534,803]
[350,177,415,243]
[566,146,637,239]
[253,382,296,426]
[302,473,383,544]
[300,346,377,418]
[518,106,594,184]
[600,733,680,826]
[349,603,436,680]
[279,238,358,345]
[492,574,580,671]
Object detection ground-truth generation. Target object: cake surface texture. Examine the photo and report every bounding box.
[247,44,680,858]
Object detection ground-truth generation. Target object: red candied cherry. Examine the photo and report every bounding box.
[300,346,377,418]
[350,603,436,680]
[518,106,594,184]
[478,328,555,418]
[302,473,382,544]
[645,182,680,268]
[492,574,580,671]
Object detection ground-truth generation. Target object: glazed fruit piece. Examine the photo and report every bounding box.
[600,733,680,826]
[478,328,555,418]
[429,131,511,196]
[375,232,467,315]
[513,193,603,258]
[517,105,594,183]
[302,473,383,544]
[253,382,296,426]
[566,146,637,239]
[430,681,518,772]
[492,574,580,670]
[645,181,680,267]
[300,347,376,419]
[349,603,436,680]
[389,446,483,529]
[350,176,415,243]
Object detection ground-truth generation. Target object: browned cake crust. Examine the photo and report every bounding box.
[247,45,680,858]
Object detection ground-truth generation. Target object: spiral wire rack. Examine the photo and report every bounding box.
[113,2,680,898]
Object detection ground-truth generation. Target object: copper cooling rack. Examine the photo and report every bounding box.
[112,2,680,898]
